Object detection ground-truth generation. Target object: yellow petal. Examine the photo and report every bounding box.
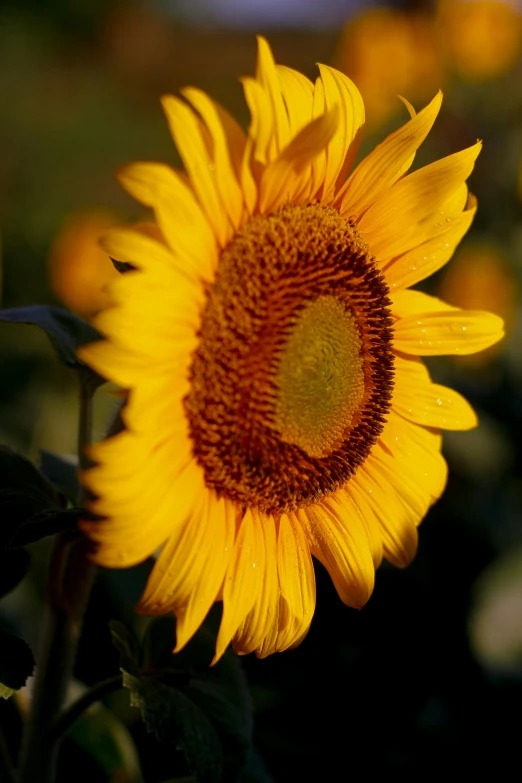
[182,88,244,231]
[382,205,476,290]
[276,513,316,652]
[104,265,199,307]
[379,411,448,507]
[209,99,257,217]
[241,76,274,168]
[394,308,505,356]
[419,182,470,235]
[356,458,419,568]
[116,161,179,207]
[214,508,265,663]
[308,77,328,200]
[174,496,236,650]
[85,440,193,523]
[338,91,443,219]
[316,64,365,202]
[298,498,375,609]
[391,290,458,318]
[393,355,477,430]
[118,163,217,281]
[276,64,314,136]
[97,283,200,335]
[358,142,481,243]
[137,489,211,613]
[338,485,383,568]
[99,228,196,288]
[255,36,290,156]
[83,456,204,568]
[161,95,230,247]
[78,339,173,388]
[233,513,279,657]
[372,449,433,524]
[390,410,448,506]
[93,314,196,365]
[137,491,235,653]
[92,275,200,361]
[82,414,191,494]
[122,376,190,435]
[259,107,339,213]
[240,141,258,216]
[372,443,437,528]
[85,429,160,485]
[372,184,475,265]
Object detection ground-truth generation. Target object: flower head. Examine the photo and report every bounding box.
[80,38,504,661]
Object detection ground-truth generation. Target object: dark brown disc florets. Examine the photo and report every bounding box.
[184,203,394,515]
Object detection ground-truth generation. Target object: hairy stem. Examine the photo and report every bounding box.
[18,374,98,783]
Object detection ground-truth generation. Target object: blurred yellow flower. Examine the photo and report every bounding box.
[334,7,443,128]
[435,0,522,81]
[48,210,122,319]
[437,243,516,360]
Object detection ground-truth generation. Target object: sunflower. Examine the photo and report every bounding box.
[80,38,503,661]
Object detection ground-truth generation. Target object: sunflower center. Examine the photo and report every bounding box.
[274,295,364,458]
[184,203,394,515]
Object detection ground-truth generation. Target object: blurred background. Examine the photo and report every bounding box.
[1,0,522,780]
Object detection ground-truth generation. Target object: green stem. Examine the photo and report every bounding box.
[0,727,15,783]
[18,374,98,783]
[49,674,123,743]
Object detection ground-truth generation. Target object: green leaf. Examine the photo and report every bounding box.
[113,617,260,783]
[40,450,80,505]
[0,632,35,691]
[143,617,254,780]
[123,672,223,783]
[185,645,252,779]
[0,549,30,598]
[0,305,104,383]
[112,619,223,782]
[0,446,64,549]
